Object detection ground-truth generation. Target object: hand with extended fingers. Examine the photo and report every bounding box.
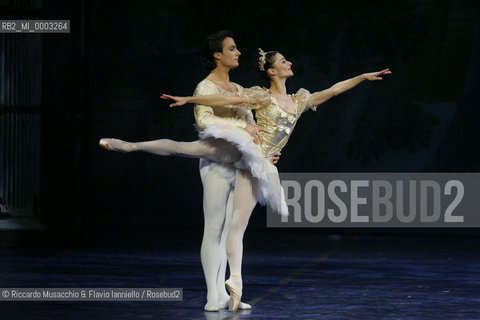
[161,94,189,107]
[363,68,392,81]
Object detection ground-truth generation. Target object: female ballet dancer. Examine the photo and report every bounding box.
[100,49,391,311]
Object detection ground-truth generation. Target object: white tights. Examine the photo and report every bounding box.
[226,169,259,290]
[107,138,258,307]
[200,164,234,308]
[133,138,242,164]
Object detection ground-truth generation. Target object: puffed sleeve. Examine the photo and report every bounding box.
[193,81,247,130]
[240,86,271,110]
[295,88,318,114]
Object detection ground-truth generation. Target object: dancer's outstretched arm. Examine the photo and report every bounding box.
[162,94,246,108]
[307,68,392,107]
[162,87,269,109]
[162,91,271,144]
[163,95,271,145]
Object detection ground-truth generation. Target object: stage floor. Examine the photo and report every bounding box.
[1,228,479,319]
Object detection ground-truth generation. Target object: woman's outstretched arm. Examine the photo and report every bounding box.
[162,87,270,109]
[163,93,270,144]
[307,68,392,107]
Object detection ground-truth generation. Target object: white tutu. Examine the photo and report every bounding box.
[199,124,288,216]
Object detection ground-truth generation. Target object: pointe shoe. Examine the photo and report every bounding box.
[225,277,242,312]
[98,138,134,153]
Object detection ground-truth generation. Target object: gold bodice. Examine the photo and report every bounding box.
[244,87,313,159]
[256,98,299,158]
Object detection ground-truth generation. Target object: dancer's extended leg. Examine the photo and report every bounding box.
[225,169,259,312]
[99,138,242,164]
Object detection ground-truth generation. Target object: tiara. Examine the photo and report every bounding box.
[258,48,267,71]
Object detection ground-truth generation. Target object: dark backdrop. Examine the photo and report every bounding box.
[2,0,480,237]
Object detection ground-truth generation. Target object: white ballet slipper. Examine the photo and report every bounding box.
[204,301,220,312]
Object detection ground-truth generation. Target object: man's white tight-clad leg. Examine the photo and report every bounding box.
[201,168,230,311]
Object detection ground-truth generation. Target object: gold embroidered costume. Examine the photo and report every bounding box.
[198,86,317,216]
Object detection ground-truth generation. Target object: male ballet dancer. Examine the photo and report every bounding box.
[194,30,278,311]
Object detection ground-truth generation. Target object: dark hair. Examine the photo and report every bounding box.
[201,30,234,72]
[257,50,278,81]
